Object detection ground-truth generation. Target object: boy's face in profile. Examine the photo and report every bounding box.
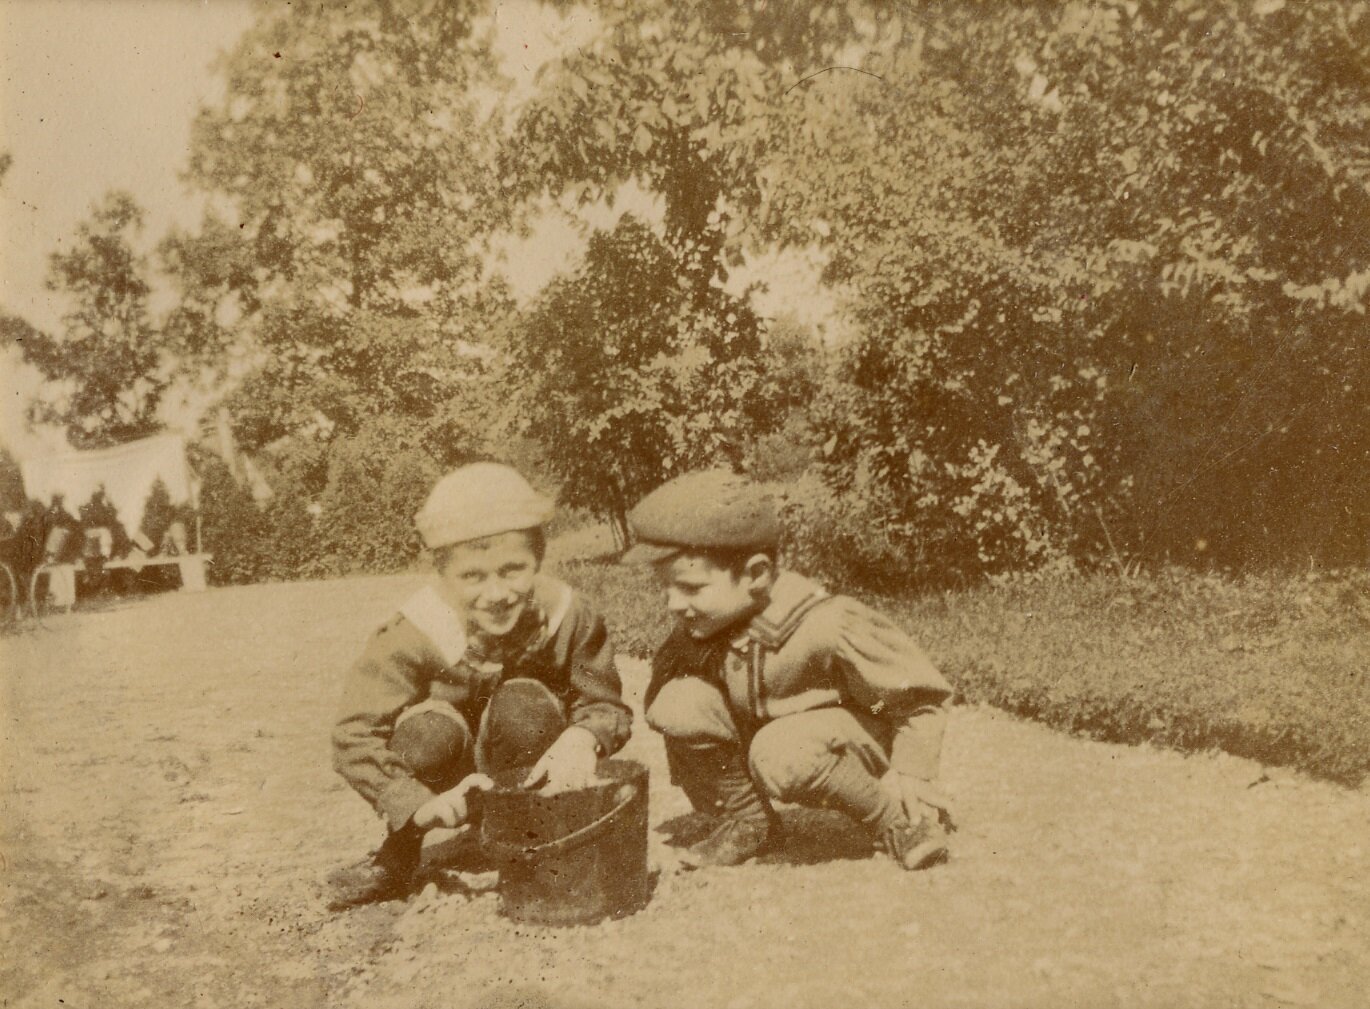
[437,530,540,638]
[654,552,770,641]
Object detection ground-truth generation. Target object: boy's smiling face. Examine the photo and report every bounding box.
[437,530,540,638]
[654,551,773,641]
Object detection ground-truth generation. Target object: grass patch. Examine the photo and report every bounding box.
[909,569,1370,787]
[552,539,1370,786]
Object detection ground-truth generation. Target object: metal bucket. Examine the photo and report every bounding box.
[477,759,649,926]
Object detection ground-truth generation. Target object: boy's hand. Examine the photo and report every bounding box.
[412,773,495,830]
[522,726,600,795]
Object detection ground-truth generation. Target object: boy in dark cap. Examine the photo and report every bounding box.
[624,470,953,871]
[328,463,632,909]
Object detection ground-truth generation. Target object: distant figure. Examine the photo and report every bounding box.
[38,494,81,607]
[78,486,131,561]
[42,495,81,564]
[4,502,47,602]
[161,520,188,557]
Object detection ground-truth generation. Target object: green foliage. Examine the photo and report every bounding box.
[311,420,440,575]
[504,0,829,288]
[737,315,828,486]
[501,2,880,531]
[181,0,512,456]
[762,0,1368,578]
[195,450,272,585]
[195,417,441,585]
[39,0,1360,591]
[507,217,771,540]
[0,444,25,513]
[22,192,169,448]
[776,473,945,595]
[138,478,178,548]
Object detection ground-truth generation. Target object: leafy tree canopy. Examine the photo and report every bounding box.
[503,1,896,291]
[507,216,771,542]
[180,0,513,463]
[22,192,168,448]
[766,0,1369,572]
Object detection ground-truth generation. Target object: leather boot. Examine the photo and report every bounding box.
[326,823,423,911]
[880,807,950,871]
[779,747,950,872]
[666,740,779,869]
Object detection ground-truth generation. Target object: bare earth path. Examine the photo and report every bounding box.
[2,575,1367,1009]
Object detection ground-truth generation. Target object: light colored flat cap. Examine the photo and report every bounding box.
[415,463,554,549]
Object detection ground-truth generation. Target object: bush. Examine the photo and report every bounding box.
[764,1,1369,579]
[312,426,439,576]
[197,419,447,585]
[774,472,944,594]
[196,452,271,585]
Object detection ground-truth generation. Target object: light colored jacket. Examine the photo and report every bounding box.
[649,570,952,780]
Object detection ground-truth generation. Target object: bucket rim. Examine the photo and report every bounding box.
[484,757,646,796]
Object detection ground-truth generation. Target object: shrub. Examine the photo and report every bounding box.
[763,1,1369,579]
[138,478,178,549]
[775,472,940,595]
[196,452,271,585]
[312,427,440,576]
[195,417,446,585]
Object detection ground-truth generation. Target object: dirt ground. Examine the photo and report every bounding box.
[3,573,1368,1009]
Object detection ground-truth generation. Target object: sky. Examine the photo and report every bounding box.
[0,0,600,333]
[0,0,834,461]
[1,0,257,459]
[0,0,257,333]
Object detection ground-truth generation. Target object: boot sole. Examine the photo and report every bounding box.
[899,839,950,871]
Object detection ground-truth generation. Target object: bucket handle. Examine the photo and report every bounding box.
[481,782,637,863]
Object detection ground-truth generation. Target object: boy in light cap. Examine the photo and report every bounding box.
[625,469,954,871]
[328,463,631,910]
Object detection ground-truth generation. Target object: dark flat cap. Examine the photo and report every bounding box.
[621,469,780,564]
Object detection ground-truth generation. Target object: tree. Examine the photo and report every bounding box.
[508,217,770,545]
[763,0,1369,575]
[181,0,512,465]
[505,2,903,288]
[500,1,883,522]
[22,192,168,448]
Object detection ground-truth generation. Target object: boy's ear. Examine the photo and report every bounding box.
[742,553,776,593]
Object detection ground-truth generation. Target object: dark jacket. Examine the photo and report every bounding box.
[333,574,631,828]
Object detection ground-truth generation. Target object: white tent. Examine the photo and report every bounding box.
[19,433,195,536]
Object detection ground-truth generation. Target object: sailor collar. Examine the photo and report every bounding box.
[398,575,574,669]
[728,571,830,653]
